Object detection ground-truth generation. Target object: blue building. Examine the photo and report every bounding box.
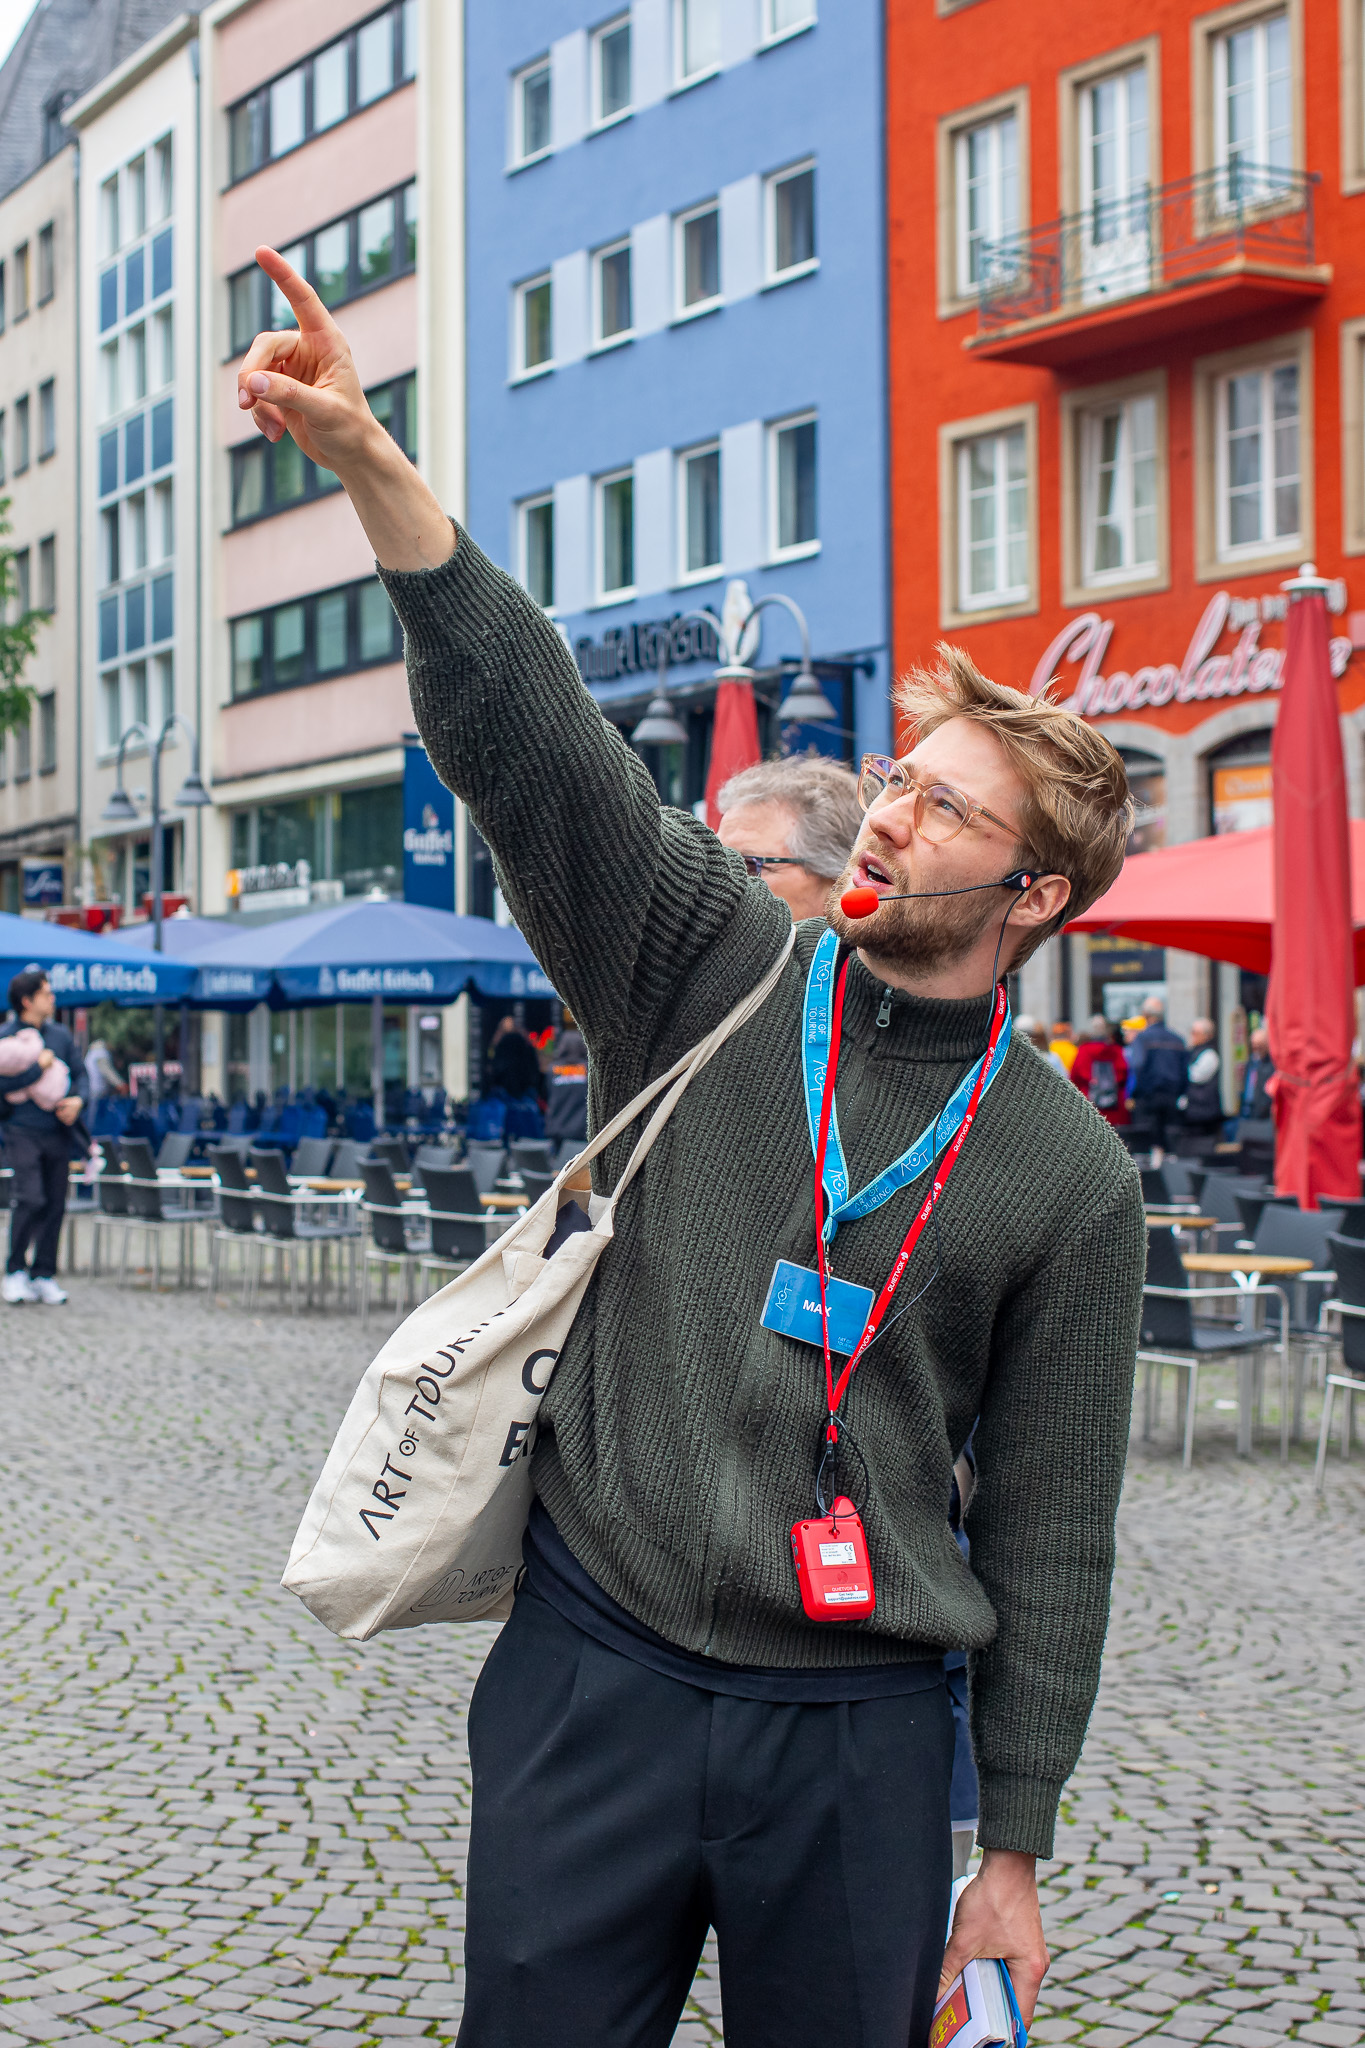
[463,0,890,810]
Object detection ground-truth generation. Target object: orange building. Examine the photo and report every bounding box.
[889,0,1365,1075]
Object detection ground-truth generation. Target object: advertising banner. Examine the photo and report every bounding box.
[403,739,456,912]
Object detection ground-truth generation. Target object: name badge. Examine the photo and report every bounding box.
[760,1259,874,1357]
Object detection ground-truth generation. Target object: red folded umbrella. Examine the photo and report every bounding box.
[1267,578,1361,1206]
[704,676,762,830]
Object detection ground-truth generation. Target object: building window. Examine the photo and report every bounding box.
[594,16,632,125]
[521,495,555,607]
[228,3,415,182]
[770,413,818,559]
[514,275,553,376]
[679,443,721,580]
[0,410,6,484]
[0,259,5,333]
[955,113,1018,297]
[13,242,29,318]
[597,470,635,599]
[957,426,1028,610]
[232,372,413,528]
[38,536,55,612]
[676,202,720,313]
[1215,9,1292,203]
[13,547,30,615]
[38,694,56,774]
[38,379,55,460]
[228,182,417,352]
[1218,359,1300,556]
[676,0,722,82]
[515,60,552,163]
[37,223,54,303]
[594,239,633,344]
[1078,66,1150,300]
[228,576,402,700]
[13,394,29,473]
[766,161,816,282]
[1082,394,1158,582]
[14,719,30,781]
[765,0,817,36]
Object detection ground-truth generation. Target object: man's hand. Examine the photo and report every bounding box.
[55,1097,82,1126]
[37,1048,54,1070]
[236,248,453,572]
[939,1848,1049,2026]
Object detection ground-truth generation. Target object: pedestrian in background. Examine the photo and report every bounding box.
[1048,1021,1078,1073]
[85,1036,128,1105]
[1240,1025,1274,1119]
[486,1014,545,1105]
[1017,1016,1068,1076]
[1126,996,1188,1157]
[715,755,862,922]
[1,970,88,1305]
[1071,1016,1130,1127]
[1181,1018,1224,1145]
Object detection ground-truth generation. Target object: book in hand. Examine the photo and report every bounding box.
[930,1957,1027,2048]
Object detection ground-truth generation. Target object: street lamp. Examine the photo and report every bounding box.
[641,590,837,732]
[102,713,211,1095]
[630,635,690,748]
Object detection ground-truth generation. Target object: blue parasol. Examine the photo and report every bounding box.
[0,912,198,1006]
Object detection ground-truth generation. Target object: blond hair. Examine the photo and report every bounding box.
[895,645,1133,966]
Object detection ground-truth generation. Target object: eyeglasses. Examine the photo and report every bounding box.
[856,754,1019,845]
[741,855,807,877]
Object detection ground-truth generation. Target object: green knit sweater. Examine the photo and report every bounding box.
[380,529,1145,1859]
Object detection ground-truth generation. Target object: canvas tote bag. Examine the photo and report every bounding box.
[282,927,796,1641]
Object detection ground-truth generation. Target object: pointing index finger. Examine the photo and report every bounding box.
[255,244,338,339]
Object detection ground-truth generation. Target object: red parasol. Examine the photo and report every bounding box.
[1066,820,1365,982]
[1266,570,1361,1205]
[703,670,762,829]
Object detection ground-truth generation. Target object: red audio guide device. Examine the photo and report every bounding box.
[790,1496,876,1621]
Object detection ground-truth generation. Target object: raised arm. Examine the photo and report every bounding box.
[236,251,777,1046]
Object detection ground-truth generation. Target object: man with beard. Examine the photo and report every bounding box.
[237,249,1145,2048]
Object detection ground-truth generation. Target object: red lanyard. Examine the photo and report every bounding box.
[813,962,1008,1447]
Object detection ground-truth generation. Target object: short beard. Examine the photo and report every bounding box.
[825,865,1005,978]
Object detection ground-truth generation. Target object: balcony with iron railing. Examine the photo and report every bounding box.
[966,164,1329,368]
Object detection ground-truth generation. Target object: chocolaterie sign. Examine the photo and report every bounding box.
[1031,583,1354,719]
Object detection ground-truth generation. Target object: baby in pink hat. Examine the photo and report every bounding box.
[0,1028,69,1110]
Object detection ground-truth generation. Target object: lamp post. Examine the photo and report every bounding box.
[631,590,837,748]
[102,713,211,1098]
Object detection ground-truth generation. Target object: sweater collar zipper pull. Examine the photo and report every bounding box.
[876,986,894,1029]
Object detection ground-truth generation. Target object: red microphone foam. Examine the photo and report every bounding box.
[840,886,882,919]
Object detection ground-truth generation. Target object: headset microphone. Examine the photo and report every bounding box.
[839,870,1035,920]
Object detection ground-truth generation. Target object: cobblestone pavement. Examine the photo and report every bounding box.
[0,1283,1362,2046]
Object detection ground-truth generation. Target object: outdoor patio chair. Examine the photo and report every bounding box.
[370,1136,410,1174]
[413,1143,457,1175]
[416,1167,493,1297]
[509,1141,554,1179]
[208,1147,262,1306]
[360,1161,428,1327]
[328,1139,365,1180]
[1194,1172,1263,1247]
[155,1132,195,1172]
[1315,1234,1365,1491]
[518,1170,555,1207]
[118,1138,200,1290]
[249,1149,355,1313]
[290,1137,335,1178]
[90,1140,132,1279]
[462,1141,508,1196]
[1139,1224,1288,1468]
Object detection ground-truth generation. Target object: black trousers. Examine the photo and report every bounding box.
[458,1588,954,2048]
[5,1125,70,1277]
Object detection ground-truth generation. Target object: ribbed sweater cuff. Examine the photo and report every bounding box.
[976,1772,1066,1860]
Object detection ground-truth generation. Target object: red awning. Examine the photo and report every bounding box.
[1065,820,1365,984]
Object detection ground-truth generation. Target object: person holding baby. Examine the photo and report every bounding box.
[0,970,88,1305]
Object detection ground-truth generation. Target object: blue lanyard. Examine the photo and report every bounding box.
[801,928,1012,1242]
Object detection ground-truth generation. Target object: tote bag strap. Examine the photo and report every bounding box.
[561,926,797,1203]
